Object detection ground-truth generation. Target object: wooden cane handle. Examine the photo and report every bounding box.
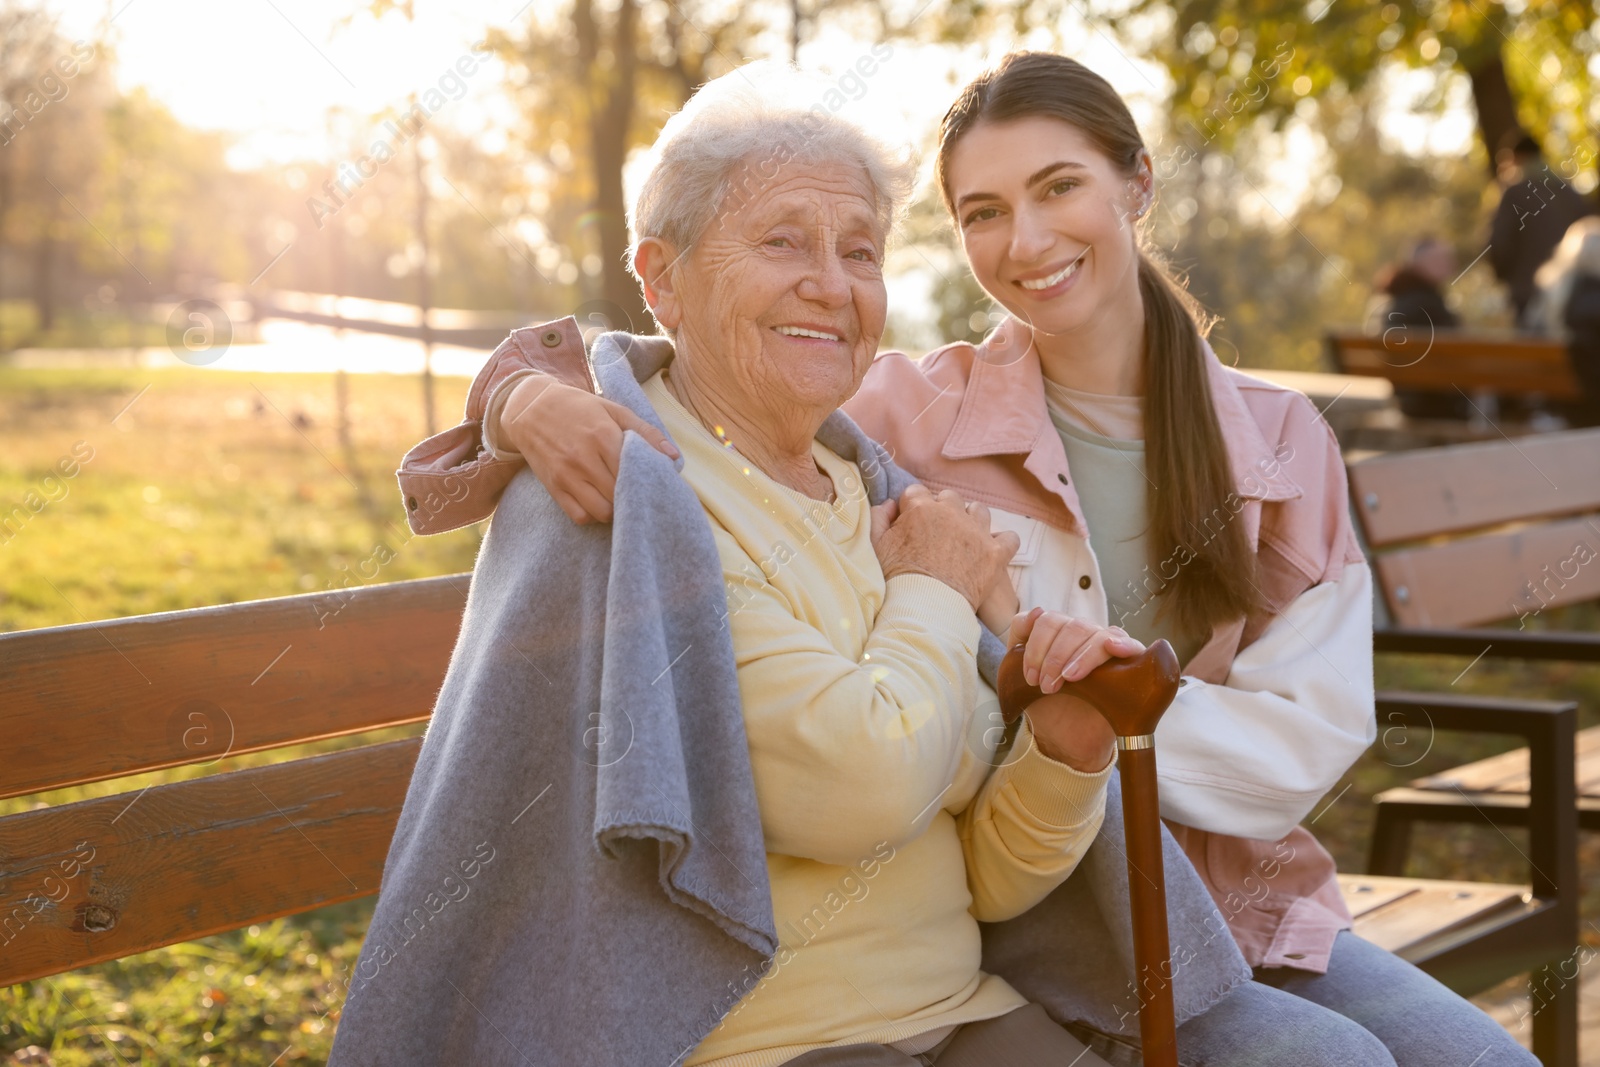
[997,638,1181,737]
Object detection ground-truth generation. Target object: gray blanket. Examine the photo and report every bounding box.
[326,332,1249,1066]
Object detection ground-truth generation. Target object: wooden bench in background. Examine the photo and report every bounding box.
[0,569,1580,1062]
[1327,328,1582,403]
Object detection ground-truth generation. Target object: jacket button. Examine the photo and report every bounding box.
[1057,473,1069,485]
[1079,575,1091,590]
[1284,953,1306,960]
[541,329,562,348]
[407,496,419,511]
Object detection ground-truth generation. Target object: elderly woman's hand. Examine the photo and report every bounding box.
[499,374,679,524]
[870,485,1019,610]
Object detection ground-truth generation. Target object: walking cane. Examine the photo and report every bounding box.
[997,638,1182,1067]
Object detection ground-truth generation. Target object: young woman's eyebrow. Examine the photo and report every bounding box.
[956,161,1090,210]
[1024,160,1089,187]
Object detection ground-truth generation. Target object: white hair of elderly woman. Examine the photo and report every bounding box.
[626,61,917,279]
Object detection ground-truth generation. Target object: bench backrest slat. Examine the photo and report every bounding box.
[1373,515,1600,628]
[0,739,418,987]
[1349,431,1600,630]
[0,575,467,801]
[1349,428,1600,547]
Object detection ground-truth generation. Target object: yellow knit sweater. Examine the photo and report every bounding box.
[645,373,1114,1067]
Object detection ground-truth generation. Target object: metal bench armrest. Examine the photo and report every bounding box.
[1376,692,1578,904]
[1375,628,1600,663]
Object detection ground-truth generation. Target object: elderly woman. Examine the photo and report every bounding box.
[327,69,1154,1067]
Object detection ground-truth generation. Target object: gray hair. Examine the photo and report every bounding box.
[628,62,916,287]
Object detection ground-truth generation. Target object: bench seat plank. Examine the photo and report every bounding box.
[1337,874,1529,955]
[0,575,467,801]
[1336,877,1416,918]
[1410,725,1600,798]
[0,739,418,987]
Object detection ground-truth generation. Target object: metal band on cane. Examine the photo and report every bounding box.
[1117,734,1155,751]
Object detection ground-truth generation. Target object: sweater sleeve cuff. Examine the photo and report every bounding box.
[881,574,981,654]
[1005,718,1115,827]
[483,368,538,461]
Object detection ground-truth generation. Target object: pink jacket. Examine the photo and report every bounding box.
[397,316,1378,974]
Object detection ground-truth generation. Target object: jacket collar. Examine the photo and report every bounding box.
[943,318,1302,504]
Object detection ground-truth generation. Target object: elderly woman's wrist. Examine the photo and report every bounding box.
[881,564,982,609]
[1011,718,1116,824]
[1025,714,1116,775]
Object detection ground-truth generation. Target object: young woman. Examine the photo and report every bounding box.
[399,51,1537,1067]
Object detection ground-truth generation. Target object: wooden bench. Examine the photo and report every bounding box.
[1342,428,1600,1065]
[1327,328,1582,402]
[0,576,466,986]
[0,572,1578,1063]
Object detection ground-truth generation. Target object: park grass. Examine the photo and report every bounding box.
[0,364,479,1064]
[1,364,1597,1062]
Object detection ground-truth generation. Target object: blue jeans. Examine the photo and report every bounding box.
[1069,931,1539,1067]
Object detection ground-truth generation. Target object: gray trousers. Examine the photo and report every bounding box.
[785,934,1538,1066]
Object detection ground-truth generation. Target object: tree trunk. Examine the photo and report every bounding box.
[414,131,436,437]
[1468,52,1519,177]
[33,230,53,332]
[0,150,9,351]
[579,0,649,334]
[33,190,57,333]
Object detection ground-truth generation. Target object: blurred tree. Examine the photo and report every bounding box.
[0,6,96,333]
[1143,87,1507,372]
[485,0,900,331]
[1125,0,1597,181]
[483,0,766,332]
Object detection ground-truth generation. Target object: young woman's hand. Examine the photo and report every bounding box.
[1006,608,1136,771]
[498,374,678,524]
[1006,608,1144,692]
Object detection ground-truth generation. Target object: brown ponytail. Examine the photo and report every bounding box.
[937,51,1261,637]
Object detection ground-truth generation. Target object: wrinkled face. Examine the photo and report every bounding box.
[946,116,1147,338]
[664,159,888,418]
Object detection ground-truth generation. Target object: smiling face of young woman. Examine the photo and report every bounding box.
[945,115,1150,343]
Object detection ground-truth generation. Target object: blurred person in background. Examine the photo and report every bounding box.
[1367,236,1469,420]
[1489,132,1594,329]
[1532,215,1600,425]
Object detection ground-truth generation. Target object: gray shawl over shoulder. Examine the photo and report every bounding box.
[327,334,1249,1067]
